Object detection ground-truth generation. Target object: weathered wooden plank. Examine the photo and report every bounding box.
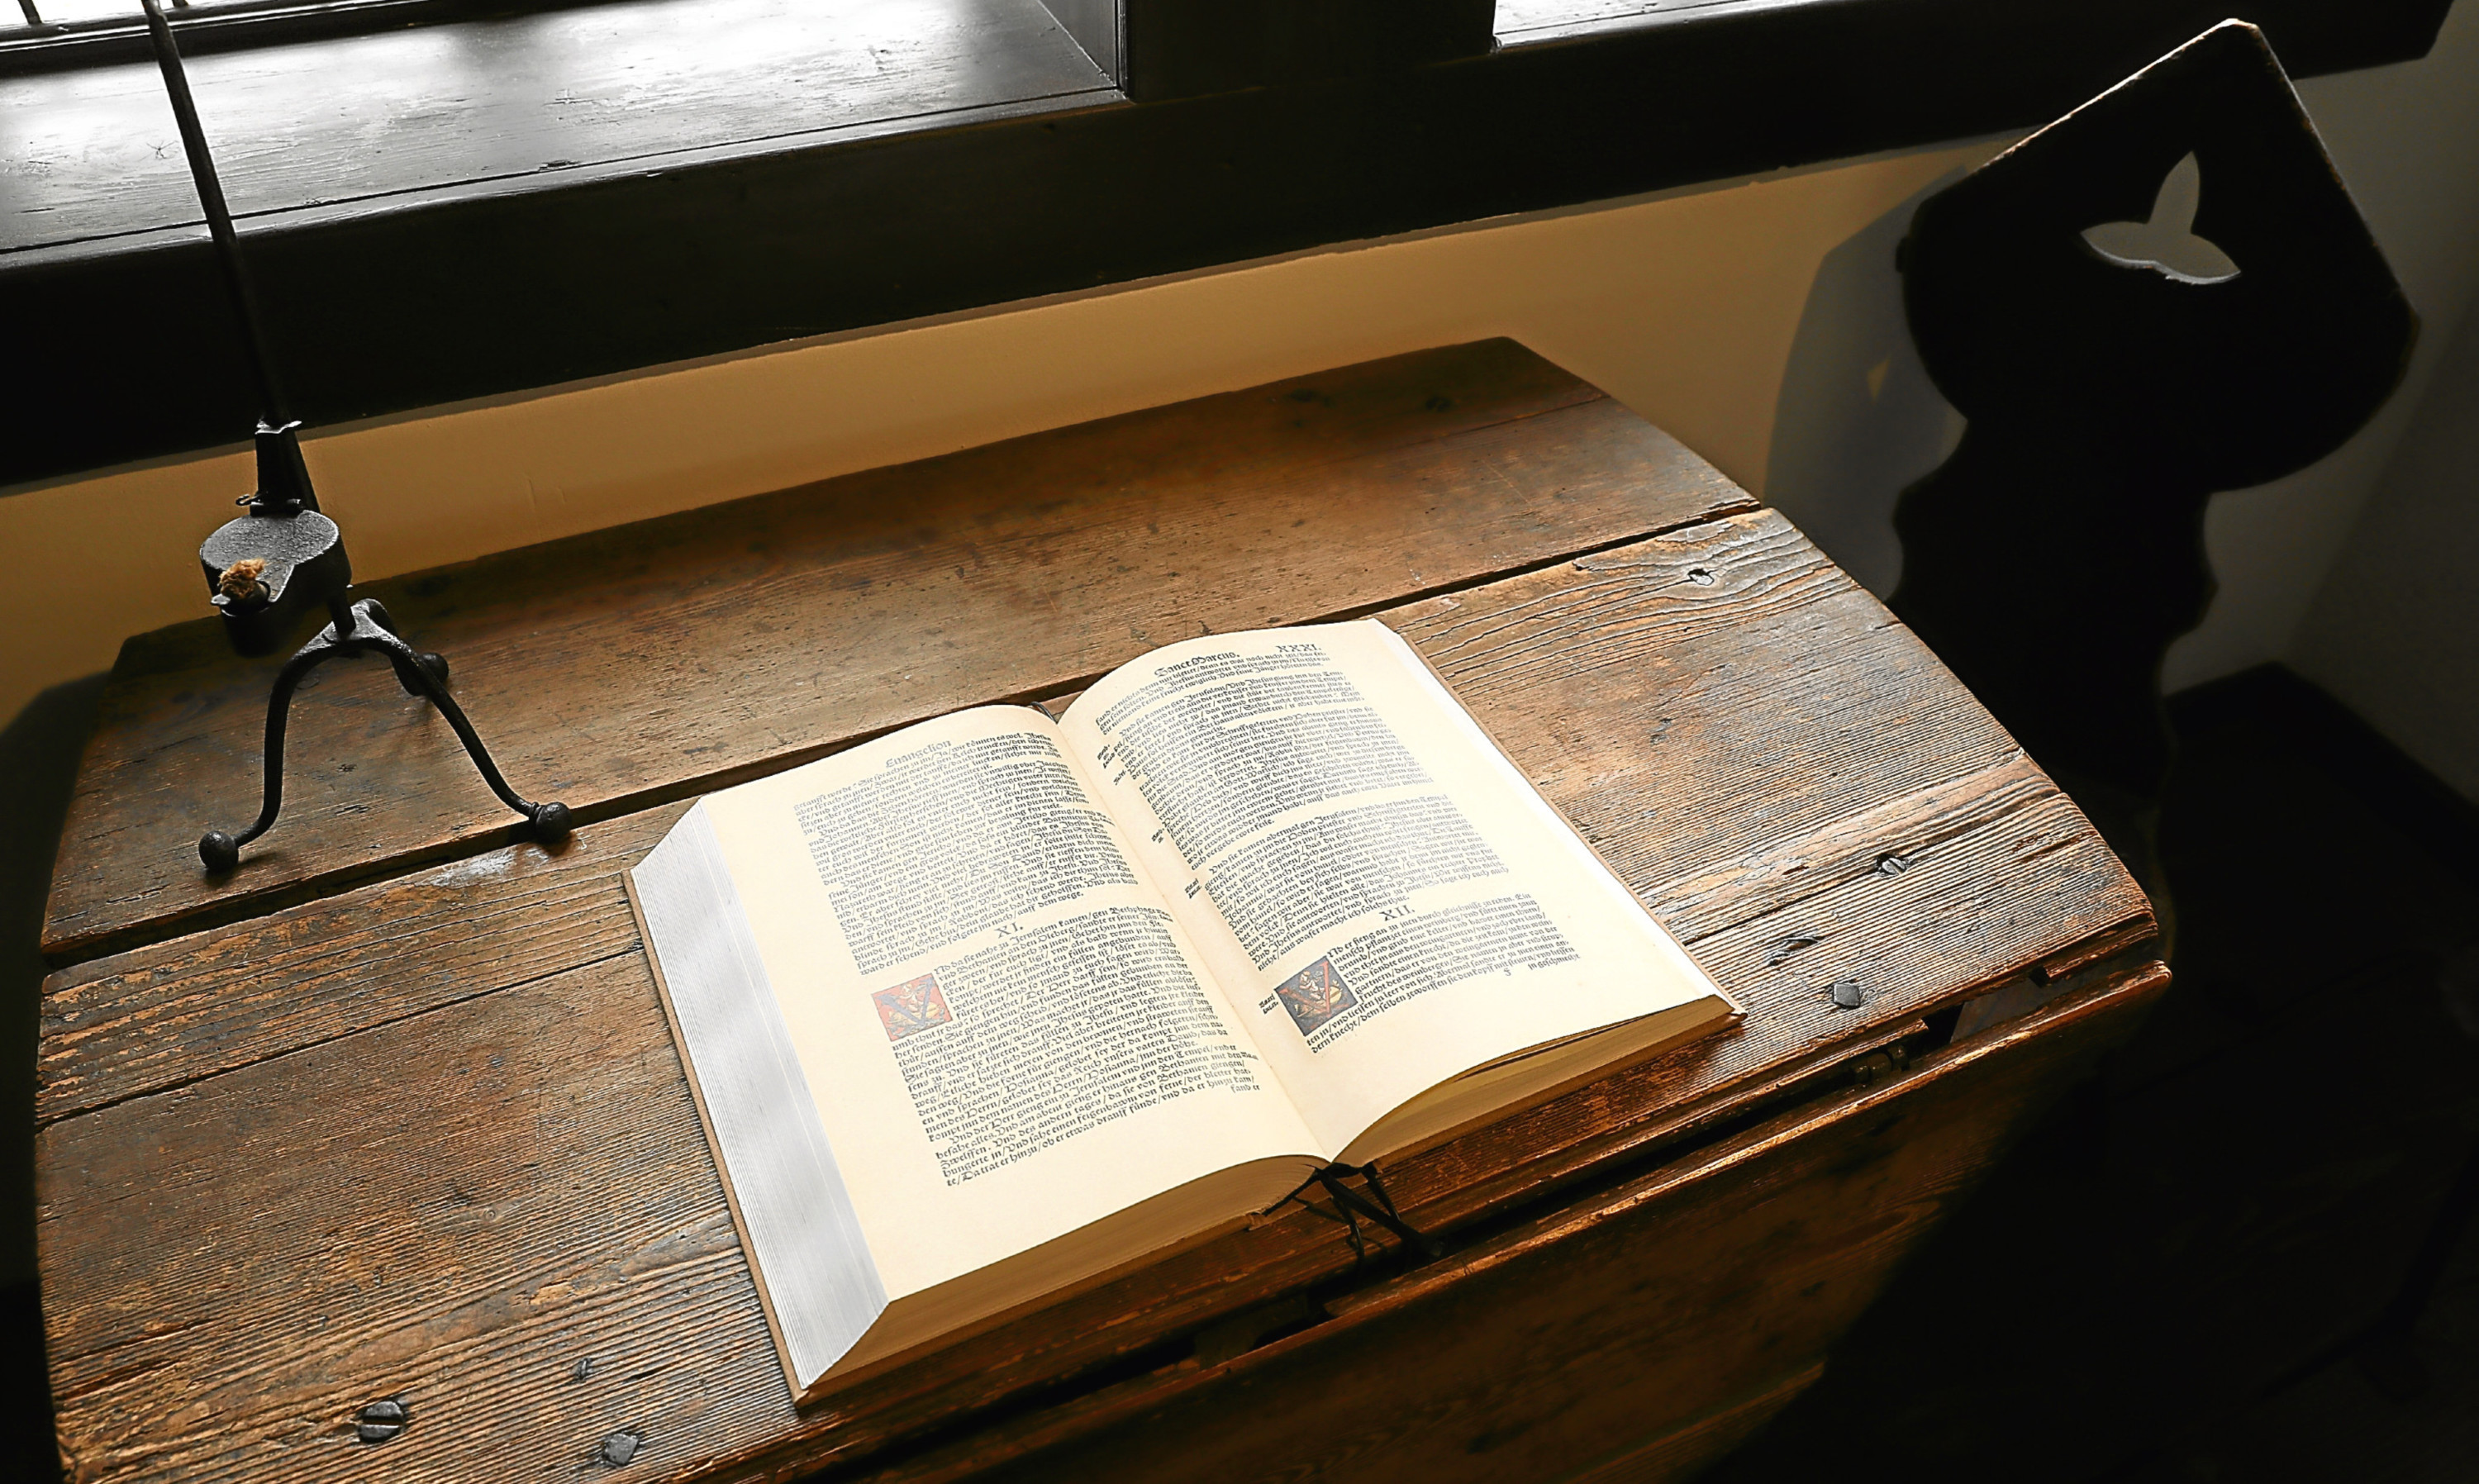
[40,953,766,1484]
[43,339,1754,963]
[39,516,2153,1484]
[36,806,685,1126]
[1400,511,2089,937]
[40,513,2146,1125]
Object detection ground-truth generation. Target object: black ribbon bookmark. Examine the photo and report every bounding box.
[1292,1162,1444,1262]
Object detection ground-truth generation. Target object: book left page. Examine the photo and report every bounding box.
[685,706,1320,1349]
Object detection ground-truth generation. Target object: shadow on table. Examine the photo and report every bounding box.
[2,675,104,1484]
[1701,664,2479,1484]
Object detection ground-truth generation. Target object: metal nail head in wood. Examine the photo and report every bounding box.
[354,1396,408,1444]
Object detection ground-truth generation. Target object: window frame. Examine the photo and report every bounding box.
[0,0,2453,486]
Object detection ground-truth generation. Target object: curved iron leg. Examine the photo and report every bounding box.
[198,626,355,872]
[199,599,569,873]
[351,606,570,844]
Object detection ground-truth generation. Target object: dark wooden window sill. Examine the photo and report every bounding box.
[0,0,2452,487]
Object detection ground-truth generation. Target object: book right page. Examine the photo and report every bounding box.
[1058,620,1727,1163]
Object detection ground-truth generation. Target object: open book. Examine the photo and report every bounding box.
[627,620,1734,1399]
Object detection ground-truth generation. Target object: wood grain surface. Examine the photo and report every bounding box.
[42,340,1752,963]
[39,508,2153,1484]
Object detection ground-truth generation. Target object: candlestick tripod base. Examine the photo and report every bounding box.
[197,596,571,873]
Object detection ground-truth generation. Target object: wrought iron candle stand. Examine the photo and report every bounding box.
[140,0,569,873]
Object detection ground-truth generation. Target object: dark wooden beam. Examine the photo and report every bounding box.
[1106,0,1497,98]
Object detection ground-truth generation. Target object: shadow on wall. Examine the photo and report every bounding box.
[1763,170,1969,598]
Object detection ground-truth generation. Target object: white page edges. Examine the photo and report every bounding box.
[633,802,887,1391]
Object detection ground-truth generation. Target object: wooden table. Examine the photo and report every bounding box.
[36,340,2163,1484]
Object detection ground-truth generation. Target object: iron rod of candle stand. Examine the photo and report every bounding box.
[138,0,299,443]
[138,0,573,869]
[16,2,41,27]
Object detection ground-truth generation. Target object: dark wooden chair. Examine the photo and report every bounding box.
[1888,17,2479,1399]
[1888,19,2416,911]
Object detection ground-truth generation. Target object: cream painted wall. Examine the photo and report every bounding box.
[2290,293,2479,801]
[2173,2,2479,692]
[0,139,1996,729]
